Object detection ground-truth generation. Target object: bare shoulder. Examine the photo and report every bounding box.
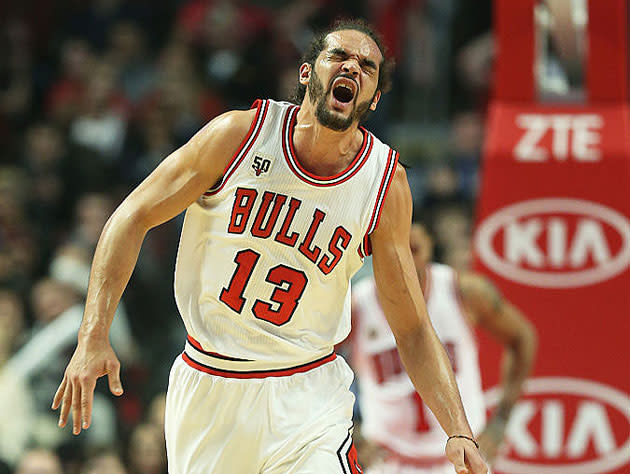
[187,108,259,169]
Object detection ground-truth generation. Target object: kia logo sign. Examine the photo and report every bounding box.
[474,199,630,288]
[485,377,630,474]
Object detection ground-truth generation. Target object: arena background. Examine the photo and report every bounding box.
[0,1,628,473]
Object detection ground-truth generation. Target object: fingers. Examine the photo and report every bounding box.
[55,373,98,435]
[106,360,124,396]
[466,448,489,474]
[58,380,73,428]
[51,377,67,410]
[453,447,468,474]
[80,375,97,430]
[71,381,82,435]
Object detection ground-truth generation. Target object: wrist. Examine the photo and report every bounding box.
[78,327,109,345]
[447,435,479,450]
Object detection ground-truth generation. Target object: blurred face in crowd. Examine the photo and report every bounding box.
[303,30,382,131]
[30,278,78,324]
[15,449,63,474]
[81,452,128,474]
[433,207,470,248]
[410,223,434,275]
[76,193,114,246]
[129,423,166,474]
[25,125,64,169]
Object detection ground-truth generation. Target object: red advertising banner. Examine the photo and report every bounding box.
[473,102,630,474]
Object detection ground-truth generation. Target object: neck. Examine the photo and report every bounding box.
[292,101,363,176]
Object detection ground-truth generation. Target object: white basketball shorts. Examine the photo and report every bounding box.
[164,339,362,474]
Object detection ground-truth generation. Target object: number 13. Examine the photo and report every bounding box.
[219,249,308,325]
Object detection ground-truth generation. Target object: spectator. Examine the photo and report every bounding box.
[46,39,94,128]
[7,277,134,449]
[14,448,62,474]
[127,423,167,474]
[69,61,128,179]
[106,21,156,105]
[81,450,128,474]
[0,167,37,291]
[0,290,34,467]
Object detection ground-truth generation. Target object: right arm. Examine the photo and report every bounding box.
[52,108,257,435]
[458,272,537,463]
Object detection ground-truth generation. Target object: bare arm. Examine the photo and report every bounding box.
[52,108,257,435]
[458,273,537,462]
[79,109,255,341]
[370,165,487,474]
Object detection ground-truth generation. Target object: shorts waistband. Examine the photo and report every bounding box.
[182,335,337,379]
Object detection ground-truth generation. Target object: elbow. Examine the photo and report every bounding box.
[524,320,538,355]
[106,204,150,238]
[512,320,538,370]
[393,320,432,354]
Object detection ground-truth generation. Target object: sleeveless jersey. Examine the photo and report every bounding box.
[352,264,485,461]
[174,99,399,365]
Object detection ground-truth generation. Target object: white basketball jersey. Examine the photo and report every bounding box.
[174,99,399,365]
[352,264,485,461]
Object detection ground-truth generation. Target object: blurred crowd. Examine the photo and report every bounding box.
[0,0,492,472]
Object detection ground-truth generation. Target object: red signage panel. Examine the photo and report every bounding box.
[473,102,630,474]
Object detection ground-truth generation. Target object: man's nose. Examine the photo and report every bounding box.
[341,60,360,77]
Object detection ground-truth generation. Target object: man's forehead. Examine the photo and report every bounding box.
[324,30,383,62]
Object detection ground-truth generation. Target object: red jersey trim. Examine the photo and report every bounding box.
[182,351,337,379]
[361,149,399,256]
[281,105,373,187]
[337,429,363,474]
[204,99,269,196]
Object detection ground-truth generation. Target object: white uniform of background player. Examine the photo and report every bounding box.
[167,98,398,473]
[353,265,484,474]
[350,224,537,473]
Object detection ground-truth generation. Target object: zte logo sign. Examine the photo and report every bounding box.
[475,199,630,288]
[514,114,603,162]
[485,378,630,474]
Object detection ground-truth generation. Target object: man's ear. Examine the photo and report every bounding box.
[299,63,311,86]
[369,90,382,111]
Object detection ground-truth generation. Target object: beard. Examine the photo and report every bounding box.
[308,69,374,132]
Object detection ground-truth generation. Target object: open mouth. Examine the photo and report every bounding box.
[333,84,354,103]
[331,77,357,104]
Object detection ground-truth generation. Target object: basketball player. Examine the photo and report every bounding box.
[52,20,488,474]
[351,223,537,473]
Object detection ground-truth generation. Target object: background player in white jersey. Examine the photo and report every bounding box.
[351,223,537,473]
[52,19,488,474]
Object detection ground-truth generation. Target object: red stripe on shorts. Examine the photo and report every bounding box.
[181,351,337,379]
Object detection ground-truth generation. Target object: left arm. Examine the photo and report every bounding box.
[370,165,487,474]
[458,272,538,463]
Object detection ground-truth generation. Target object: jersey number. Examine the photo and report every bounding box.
[219,249,307,325]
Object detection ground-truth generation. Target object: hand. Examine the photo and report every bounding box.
[445,437,488,474]
[51,338,123,435]
[478,416,508,465]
